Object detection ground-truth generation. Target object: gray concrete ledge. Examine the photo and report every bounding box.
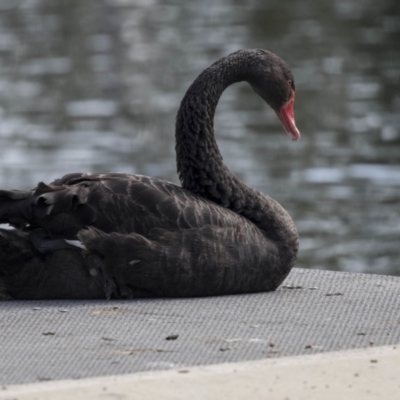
[1,268,400,388]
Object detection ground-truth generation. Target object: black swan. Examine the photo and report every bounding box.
[0,49,300,300]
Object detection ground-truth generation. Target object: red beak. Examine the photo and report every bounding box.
[274,90,300,141]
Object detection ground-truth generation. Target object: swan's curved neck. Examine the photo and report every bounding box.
[175,50,298,248]
[175,50,250,201]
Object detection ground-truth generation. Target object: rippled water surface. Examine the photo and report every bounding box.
[0,0,399,275]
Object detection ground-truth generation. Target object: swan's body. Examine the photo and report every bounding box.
[0,49,300,300]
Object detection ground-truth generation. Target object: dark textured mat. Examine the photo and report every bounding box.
[1,268,400,385]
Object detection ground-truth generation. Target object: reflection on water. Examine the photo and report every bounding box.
[0,0,399,275]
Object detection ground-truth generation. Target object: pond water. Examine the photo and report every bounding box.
[0,0,399,275]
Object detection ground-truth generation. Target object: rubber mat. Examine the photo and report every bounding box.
[1,268,399,384]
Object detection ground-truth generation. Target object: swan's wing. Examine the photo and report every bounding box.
[0,172,246,240]
[77,223,279,298]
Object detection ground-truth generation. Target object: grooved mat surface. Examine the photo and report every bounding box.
[1,268,400,385]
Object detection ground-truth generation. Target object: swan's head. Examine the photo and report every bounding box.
[249,49,301,141]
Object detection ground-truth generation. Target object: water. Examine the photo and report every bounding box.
[0,0,399,275]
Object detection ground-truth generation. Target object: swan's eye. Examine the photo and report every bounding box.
[288,79,295,90]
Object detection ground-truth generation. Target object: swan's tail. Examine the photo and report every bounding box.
[0,182,96,239]
[0,189,32,229]
[0,228,106,300]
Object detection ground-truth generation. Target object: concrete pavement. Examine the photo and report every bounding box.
[1,268,400,399]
